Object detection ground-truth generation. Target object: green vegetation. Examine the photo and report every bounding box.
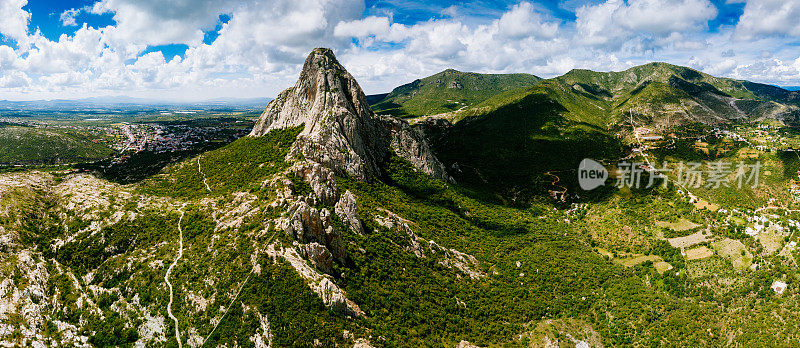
[141,126,302,198]
[371,69,540,117]
[446,62,799,131]
[333,156,725,345]
[5,61,800,346]
[78,145,223,184]
[430,92,624,205]
[0,125,115,165]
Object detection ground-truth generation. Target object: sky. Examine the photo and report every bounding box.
[0,0,799,101]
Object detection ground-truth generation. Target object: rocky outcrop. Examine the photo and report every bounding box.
[375,209,426,258]
[252,48,460,317]
[374,209,484,279]
[276,200,346,262]
[290,162,339,206]
[334,190,364,235]
[0,226,14,253]
[249,312,273,348]
[298,242,335,274]
[0,250,92,346]
[265,243,363,317]
[250,48,386,182]
[380,116,454,183]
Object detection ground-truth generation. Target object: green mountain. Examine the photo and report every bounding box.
[426,63,800,204]
[448,62,800,129]
[556,62,800,126]
[370,69,541,117]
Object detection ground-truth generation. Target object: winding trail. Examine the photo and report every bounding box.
[166,203,188,348]
[198,155,211,192]
[544,171,567,202]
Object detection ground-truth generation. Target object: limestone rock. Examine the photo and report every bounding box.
[298,242,335,274]
[375,209,484,278]
[278,200,346,262]
[374,210,425,258]
[250,48,453,185]
[250,48,386,181]
[265,244,363,317]
[334,190,364,235]
[380,116,454,183]
[290,162,339,206]
[0,226,15,252]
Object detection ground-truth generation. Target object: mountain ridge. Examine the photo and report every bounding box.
[433,62,800,130]
[370,68,541,117]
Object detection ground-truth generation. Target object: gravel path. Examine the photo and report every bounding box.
[165,203,188,348]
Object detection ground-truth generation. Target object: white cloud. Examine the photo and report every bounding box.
[496,2,559,39]
[735,0,800,39]
[333,1,563,72]
[334,16,390,38]
[2,0,800,100]
[730,57,800,84]
[90,0,229,47]
[0,70,31,88]
[622,0,717,33]
[60,8,82,27]
[0,0,30,43]
[0,0,365,99]
[576,0,717,49]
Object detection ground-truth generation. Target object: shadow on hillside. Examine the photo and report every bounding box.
[425,92,625,207]
[77,142,228,184]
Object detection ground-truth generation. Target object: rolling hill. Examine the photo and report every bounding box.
[0,123,116,165]
[369,69,541,117]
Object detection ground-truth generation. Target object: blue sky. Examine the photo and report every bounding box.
[22,0,113,40]
[1,0,799,100]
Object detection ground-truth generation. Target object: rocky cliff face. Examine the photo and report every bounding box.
[250,48,385,181]
[250,47,452,183]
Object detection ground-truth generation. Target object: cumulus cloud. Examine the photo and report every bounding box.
[731,57,800,83]
[90,0,238,47]
[496,2,559,39]
[0,0,31,43]
[1,0,800,100]
[0,0,365,99]
[735,0,800,39]
[576,0,717,49]
[0,70,31,88]
[333,1,563,71]
[334,16,391,38]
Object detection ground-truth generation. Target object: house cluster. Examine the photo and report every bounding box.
[772,280,787,294]
[734,211,798,237]
[566,203,588,216]
[634,127,663,142]
[790,181,800,202]
[115,123,247,154]
[744,215,777,236]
